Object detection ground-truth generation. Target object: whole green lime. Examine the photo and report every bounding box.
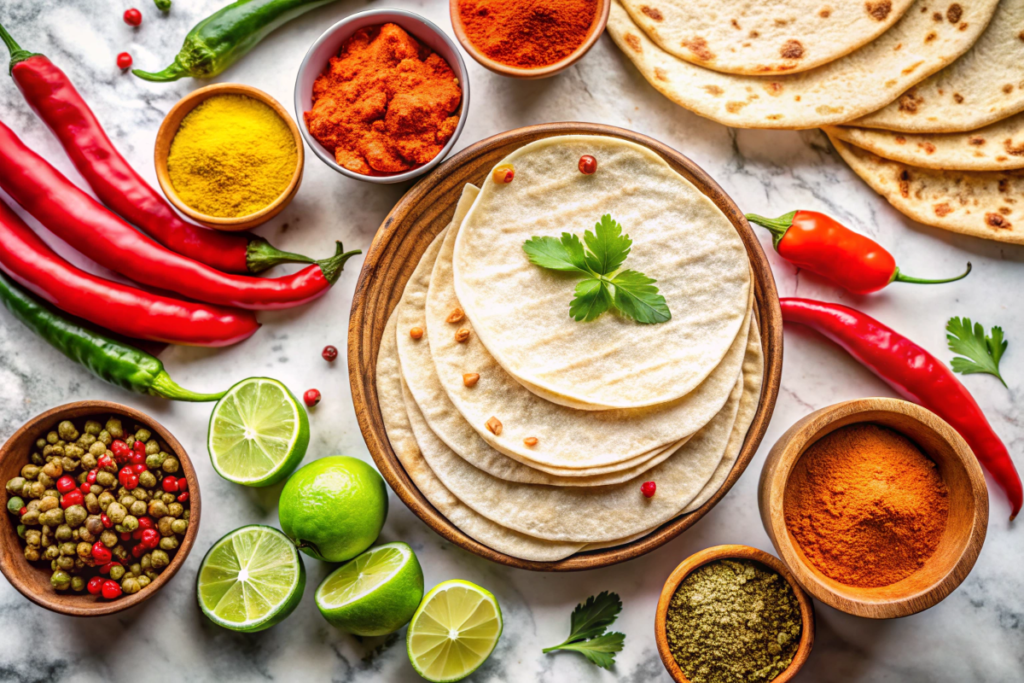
[278,456,388,562]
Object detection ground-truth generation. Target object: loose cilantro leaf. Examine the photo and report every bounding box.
[947,317,1008,387]
[523,216,670,324]
[543,592,625,670]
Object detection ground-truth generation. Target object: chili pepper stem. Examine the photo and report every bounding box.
[890,262,972,286]
[245,238,315,273]
[316,241,362,285]
[132,60,188,82]
[148,371,226,402]
[0,22,41,74]
[745,212,796,250]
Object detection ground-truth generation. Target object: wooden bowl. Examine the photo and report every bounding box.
[154,83,304,231]
[348,122,783,571]
[655,545,815,683]
[0,401,201,616]
[758,398,988,619]
[449,0,610,79]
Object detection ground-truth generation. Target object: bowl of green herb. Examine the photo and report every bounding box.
[655,545,815,683]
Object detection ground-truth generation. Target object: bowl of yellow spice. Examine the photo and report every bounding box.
[155,84,304,231]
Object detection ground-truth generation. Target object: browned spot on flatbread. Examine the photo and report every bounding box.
[895,136,907,144]
[819,8,832,18]
[918,142,936,154]
[731,19,741,29]
[704,85,724,96]
[925,32,937,42]
[749,30,760,38]
[640,6,663,21]
[999,206,1012,215]
[898,89,924,113]
[780,40,804,59]
[933,11,943,20]
[969,137,986,146]
[1019,30,1024,41]
[764,81,784,96]
[898,170,911,198]
[986,213,1012,229]
[654,67,669,82]
[946,4,962,23]
[999,179,1009,192]
[866,1,892,20]
[1003,84,1014,94]
[725,101,748,113]
[624,33,642,53]
[774,18,789,26]
[934,203,953,216]
[684,36,715,61]
[795,95,802,102]
[1005,139,1024,156]
[953,93,964,103]
[996,156,1008,162]
[767,115,783,120]
[959,22,968,30]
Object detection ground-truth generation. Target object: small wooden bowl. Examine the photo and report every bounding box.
[655,544,815,683]
[154,83,304,231]
[449,0,610,79]
[759,398,988,619]
[0,401,201,617]
[348,122,783,571]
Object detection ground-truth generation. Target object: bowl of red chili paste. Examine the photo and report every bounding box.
[294,9,469,184]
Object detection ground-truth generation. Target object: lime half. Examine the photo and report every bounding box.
[406,580,503,682]
[196,525,306,632]
[208,377,309,486]
[315,542,424,636]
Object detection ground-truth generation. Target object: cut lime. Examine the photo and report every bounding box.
[406,580,503,682]
[315,542,424,636]
[208,377,309,487]
[196,525,306,632]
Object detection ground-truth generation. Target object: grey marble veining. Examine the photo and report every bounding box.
[0,1,1022,681]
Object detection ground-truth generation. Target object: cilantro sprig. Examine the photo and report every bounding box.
[542,591,625,670]
[523,215,670,324]
[947,317,1009,387]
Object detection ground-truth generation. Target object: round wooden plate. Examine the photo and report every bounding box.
[348,122,782,571]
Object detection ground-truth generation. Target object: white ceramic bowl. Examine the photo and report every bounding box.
[294,9,470,185]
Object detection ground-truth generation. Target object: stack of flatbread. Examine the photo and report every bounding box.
[376,135,761,562]
[609,0,1023,244]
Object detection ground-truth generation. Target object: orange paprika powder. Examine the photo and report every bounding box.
[305,24,462,176]
[457,0,598,69]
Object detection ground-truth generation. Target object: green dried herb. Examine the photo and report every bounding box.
[665,559,801,683]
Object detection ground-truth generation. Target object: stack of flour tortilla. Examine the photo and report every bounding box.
[608,0,1023,244]
[376,136,761,562]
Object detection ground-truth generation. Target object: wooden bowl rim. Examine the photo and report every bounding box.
[448,0,610,79]
[0,401,201,617]
[348,121,783,571]
[759,397,988,619]
[153,82,304,231]
[654,544,816,683]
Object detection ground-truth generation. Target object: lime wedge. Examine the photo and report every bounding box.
[196,525,306,632]
[315,542,424,636]
[208,377,309,486]
[406,580,503,682]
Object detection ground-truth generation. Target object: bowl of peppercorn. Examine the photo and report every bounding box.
[0,401,200,616]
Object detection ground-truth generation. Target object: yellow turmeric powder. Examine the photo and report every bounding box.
[167,94,298,218]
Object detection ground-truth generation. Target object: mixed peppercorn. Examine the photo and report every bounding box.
[5,416,190,599]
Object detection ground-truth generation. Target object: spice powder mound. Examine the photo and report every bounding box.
[305,23,462,176]
[784,423,949,588]
[666,559,802,683]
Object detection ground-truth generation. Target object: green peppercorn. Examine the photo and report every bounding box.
[49,444,64,458]
[97,491,115,511]
[129,562,142,576]
[171,519,188,535]
[76,541,92,559]
[105,418,124,439]
[40,508,64,526]
[158,517,175,537]
[124,436,135,449]
[40,527,53,546]
[145,454,163,470]
[38,496,58,513]
[143,441,159,457]
[146,569,160,580]
[137,574,152,588]
[44,544,60,560]
[150,550,170,570]
[96,471,116,488]
[100,530,118,548]
[24,529,41,546]
[112,544,129,562]
[119,495,137,509]
[61,458,79,473]
[27,481,45,499]
[158,536,179,551]
[56,555,74,570]
[85,442,105,459]
[57,420,78,441]
[84,494,100,515]
[21,509,40,526]
[78,528,96,544]
[161,457,180,474]
[40,459,62,478]
[30,452,44,466]
[140,553,152,571]
[138,471,157,489]
[120,516,139,533]
[23,546,40,561]
[71,575,86,592]
[78,433,96,448]
[6,477,26,495]
[167,502,184,519]
[133,487,149,502]
[98,431,112,447]
[45,432,58,445]
[35,438,46,449]
[133,428,150,443]
[37,473,55,490]
[43,489,59,500]
[6,496,24,515]
[65,505,87,527]
[81,420,100,436]
[55,523,73,542]
[51,569,72,590]
[16,524,25,539]
[109,563,126,581]
[121,576,141,594]
[148,500,169,519]
[21,464,40,480]
[66,443,85,459]
[106,502,126,524]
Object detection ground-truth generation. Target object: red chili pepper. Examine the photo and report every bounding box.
[0,25,315,275]
[781,298,1022,519]
[747,211,971,294]
[0,123,358,310]
[0,197,259,347]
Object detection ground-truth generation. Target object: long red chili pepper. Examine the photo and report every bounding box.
[781,298,1022,519]
[0,199,259,347]
[747,211,971,294]
[0,22,312,275]
[0,122,359,311]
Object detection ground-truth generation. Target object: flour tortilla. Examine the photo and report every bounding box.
[830,135,1024,244]
[430,182,750,469]
[621,0,914,75]
[852,0,1024,133]
[452,135,750,411]
[608,0,999,129]
[825,112,1024,171]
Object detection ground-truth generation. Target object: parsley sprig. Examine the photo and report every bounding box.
[947,317,1008,387]
[523,215,670,324]
[542,591,625,670]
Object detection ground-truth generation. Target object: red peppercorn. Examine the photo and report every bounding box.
[80,482,92,495]
[640,481,656,498]
[134,440,147,455]
[116,52,132,70]
[87,576,105,595]
[61,490,84,508]
[101,513,113,529]
[177,477,188,491]
[123,8,142,26]
[101,579,122,599]
[322,345,338,362]
[86,469,98,485]
[112,439,129,458]
[131,543,145,558]
[100,561,119,575]
[304,389,321,407]
[118,466,133,485]
[92,541,113,563]
[98,454,115,470]
[56,475,76,494]
[578,155,598,175]
[162,477,179,493]
[18,506,27,516]
[130,451,146,466]
[177,491,190,503]
[125,473,139,490]
[137,516,155,530]
[132,463,147,474]
[140,529,160,549]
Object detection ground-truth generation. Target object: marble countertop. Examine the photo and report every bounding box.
[0,1,1021,681]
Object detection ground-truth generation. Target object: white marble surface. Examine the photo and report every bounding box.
[0,1,1021,681]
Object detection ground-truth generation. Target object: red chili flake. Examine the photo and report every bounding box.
[578,155,597,174]
[640,481,657,498]
[18,507,27,516]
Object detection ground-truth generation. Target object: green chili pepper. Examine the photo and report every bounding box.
[0,272,226,401]
[133,0,338,82]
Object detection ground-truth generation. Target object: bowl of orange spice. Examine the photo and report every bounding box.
[294,10,469,184]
